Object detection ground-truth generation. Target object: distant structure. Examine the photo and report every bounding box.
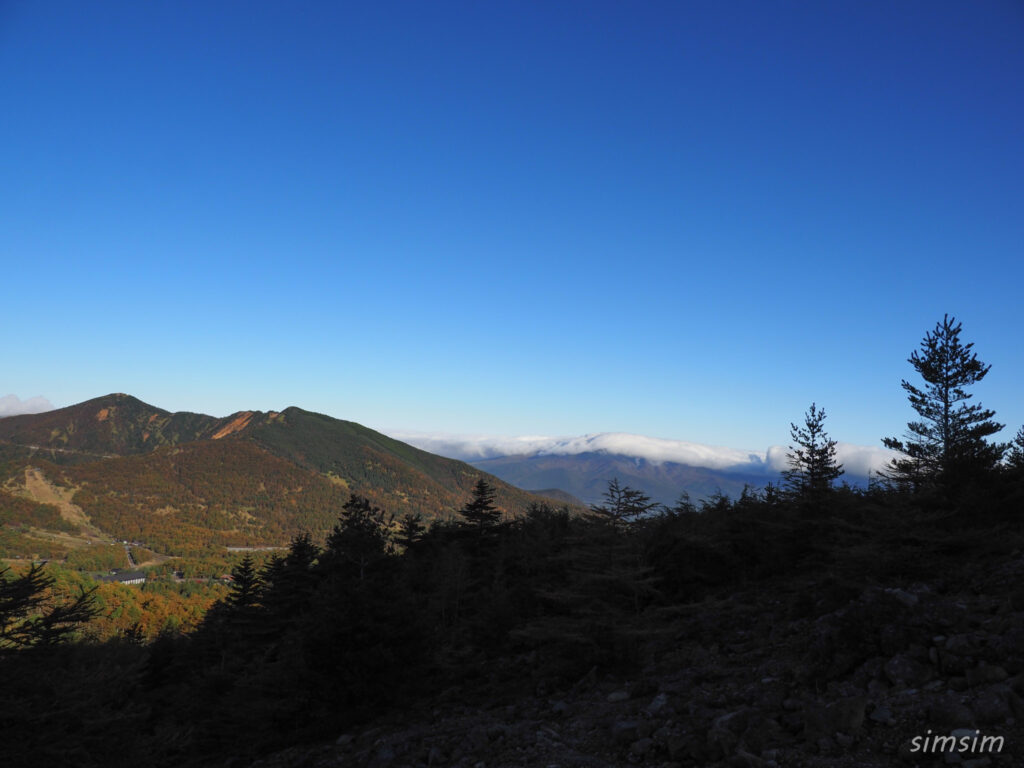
[98,571,147,586]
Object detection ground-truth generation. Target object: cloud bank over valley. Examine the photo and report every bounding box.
[391,431,898,479]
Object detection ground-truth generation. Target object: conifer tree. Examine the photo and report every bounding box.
[1005,426,1024,470]
[396,512,425,550]
[0,563,96,650]
[226,554,260,610]
[459,478,501,527]
[669,491,697,516]
[783,403,843,498]
[260,534,320,635]
[324,495,392,580]
[589,477,659,526]
[883,315,1005,490]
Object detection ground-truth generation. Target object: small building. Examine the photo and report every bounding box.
[98,571,147,586]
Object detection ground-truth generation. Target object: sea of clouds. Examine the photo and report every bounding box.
[0,395,54,418]
[389,430,898,478]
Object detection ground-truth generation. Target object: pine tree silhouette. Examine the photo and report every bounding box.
[884,314,1005,491]
[459,478,501,527]
[783,403,843,500]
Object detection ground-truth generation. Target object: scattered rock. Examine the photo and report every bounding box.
[971,687,1012,725]
[885,655,933,688]
[803,697,866,740]
[628,737,654,756]
[885,588,920,609]
[730,748,766,767]
[929,694,976,727]
[645,692,669,715]
[965,664,1008,688]
[868,705,894,725]
[897,739,921,762]
[945,635,977,656]
[611,720,640,744]
[949,676,970,692]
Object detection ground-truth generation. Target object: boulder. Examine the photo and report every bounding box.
[928,694,975,728]
[611,720,640,745]
[965,664,1008,688]
[628,737,654,757]
[645,692,669,716]
[884,655,933,688]
[971,686,1013,725]
[945,635,977,656]
[802,697,866,741]
[868,704,894,725]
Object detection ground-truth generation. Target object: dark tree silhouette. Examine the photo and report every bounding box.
[669,491,697,516]
[226,555,260,610]
[1005,426,1024,471]
[323,494,392,580]
[0,563,97,651]
[396,512,425,550]
[883,315,1005,490]
[590,477,659,525]
[783,403,843,499]
[459,478,501,527]
[260,534,320,635]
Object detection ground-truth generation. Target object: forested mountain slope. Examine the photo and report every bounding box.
[0,395,571,560]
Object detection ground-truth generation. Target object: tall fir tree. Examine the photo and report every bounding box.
[783,403,843,499]
[396,512,425,550]
[260,533,320,636]
[323,495,393,581]
[459,478,502,527]
[226,554,260,610]
[883,315,1005,490]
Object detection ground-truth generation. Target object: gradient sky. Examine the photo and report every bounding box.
[2,1,1022,451]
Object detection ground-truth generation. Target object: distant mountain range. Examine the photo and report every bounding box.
[470,452,775,506]
[392,431,893,506]
[0,394,894,564]
[0,394,569,561]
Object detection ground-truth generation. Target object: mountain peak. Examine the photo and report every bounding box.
[0,393,214,457]
[0,394,573,559]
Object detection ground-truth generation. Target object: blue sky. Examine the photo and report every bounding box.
[2,1,1022,451]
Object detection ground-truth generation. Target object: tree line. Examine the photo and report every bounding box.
[782,314,1019,506]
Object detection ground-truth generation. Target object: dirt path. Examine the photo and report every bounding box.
[135,553,172,567]
[19,468,104,540]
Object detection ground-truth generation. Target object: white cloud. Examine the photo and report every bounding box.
[764,442,898,477]
[0,394,54,418]
[389,430,901,478]
[541,433,768,471]
[391,432,567,461]
[835,442,899,477]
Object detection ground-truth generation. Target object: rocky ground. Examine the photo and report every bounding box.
[243,549,1024,768]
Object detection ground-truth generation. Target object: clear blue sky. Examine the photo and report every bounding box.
[2,1,1022,450]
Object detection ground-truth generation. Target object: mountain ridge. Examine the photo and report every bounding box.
[0,394,576,561]
[470,451,777,505]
